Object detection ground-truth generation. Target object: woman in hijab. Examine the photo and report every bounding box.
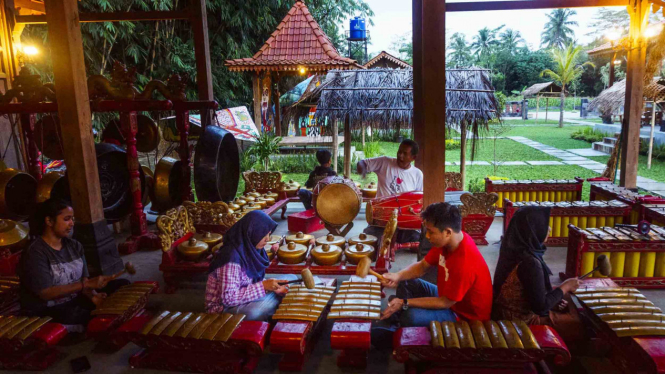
[492,207,584,347]
[205,211,297,321]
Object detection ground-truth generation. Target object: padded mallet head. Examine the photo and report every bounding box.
[356,256,371,278]
[301,268,315,289]
[125,262,136,276]
[597,254,612,277]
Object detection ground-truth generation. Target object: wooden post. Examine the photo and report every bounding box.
[175,108,193,201]
[344,114,351,178]
[421,0,446,207]
[535,96,539,123]
[545,97,549,121]
[45,0,123,275]
[190,0,213,126]
[609,52,617,87]
[648,101,656,169]
[252,72,262,131]
[412,0,424,171]
[460,123,467,188]
[333,119,339,173]
[274,72,281,136]
[19,113,41,179]
[620,0,649,189]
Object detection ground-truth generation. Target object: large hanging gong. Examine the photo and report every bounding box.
[101,114,161,153]
[152,157,182,212]
[58,143,145,222]
[36,170,69,203]
[194,126,239,202]
[34,115,64,160]
[0,169,37,221]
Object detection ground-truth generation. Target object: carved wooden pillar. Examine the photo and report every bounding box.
[120,111,148,237]
[19,113,41,179]
[175,107,193,202]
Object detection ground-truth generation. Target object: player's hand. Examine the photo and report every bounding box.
[274,285,289,296]
[263,279,284,292]
[560,278,580,294]
[380,272,400,288]
[380,297,404,320]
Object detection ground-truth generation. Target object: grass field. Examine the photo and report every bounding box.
[499,125,594,150]
[588,154,665,183]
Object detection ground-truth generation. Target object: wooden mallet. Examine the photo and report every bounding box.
[356,257,385,282]
[579,254,612,279]
[109,262,136,281]
[283,268,317,289]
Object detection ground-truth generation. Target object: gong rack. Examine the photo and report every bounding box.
[0,62,218,254]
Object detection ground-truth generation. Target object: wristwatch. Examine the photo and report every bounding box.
[401,298,409,311]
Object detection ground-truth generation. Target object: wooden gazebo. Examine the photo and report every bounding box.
[522,82,568,122]
[225,0,361,136]
[363,51,412,69]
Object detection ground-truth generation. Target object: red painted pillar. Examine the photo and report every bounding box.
[20,113,42,180]
[120,111,148,237]
[175,108,193,202]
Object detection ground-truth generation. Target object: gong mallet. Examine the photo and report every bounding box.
[109,262,136,281]
[283,268,317,289]
[579,254,612,279]
[356,257,385,282]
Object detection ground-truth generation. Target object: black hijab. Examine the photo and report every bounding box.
[493,206,552,297]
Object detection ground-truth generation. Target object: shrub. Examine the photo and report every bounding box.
[467,177,485,193]
[363,142,381,158]
[571,127,605,143]
[445,139,461,150]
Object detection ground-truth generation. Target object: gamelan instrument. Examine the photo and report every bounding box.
[277,242,308,264]
[36,171,68,203]
[360,182,377,199]
[312,176,361,236]
[0,276,19,313]
[366,191,423,230]
[355,257,385,282]
[285,231,314,245]
[109,262,137,281]
[141,165,154,207]
[194,125,239,203]
[347,233,378,248]
[139,311,246,342]
[328,280,381,320]
[590,179,665,224]
[90,282,154,316]
[580,254,611,279]
[152,157,183,212]
[273,284,335,322]
[311,243,343,266]
[280,180,300,198]
[0,169,37,221]
[101,114,161,153]
[177,237,209,262]
[282,268,316,289]
[0,219,28,251]
[486,178,583,209]
[616,220,652,236]
[33,115,64,160]
[563,225,665,287]
[576,286,665,337]
[429,320,540,349]
[504,199,631,246]
[194,231,223,247]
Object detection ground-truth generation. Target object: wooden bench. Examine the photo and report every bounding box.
[486,178,583,210]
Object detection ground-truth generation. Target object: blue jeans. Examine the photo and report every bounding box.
[224,274,298,321]
[396,279,457,327]
[298,189,313,210]
[363,225,421,244]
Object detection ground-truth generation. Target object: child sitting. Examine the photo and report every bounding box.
[298,149,336,210]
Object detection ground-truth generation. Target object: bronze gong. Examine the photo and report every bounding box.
[34,115,64,160]
[152,157,182,212]
[36,170,69,203]
[194,125,239,203]
[101,114,161,153]
[0,169,37,221]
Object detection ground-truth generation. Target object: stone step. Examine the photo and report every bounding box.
[603,137,617,145]
[593,142,615,154]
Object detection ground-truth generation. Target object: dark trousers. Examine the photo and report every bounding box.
[363,225,420,244]
[25,279,130,325]
[395,279,456,327]
[298,189,313,210]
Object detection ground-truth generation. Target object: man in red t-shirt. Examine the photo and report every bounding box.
[380,202,493,326]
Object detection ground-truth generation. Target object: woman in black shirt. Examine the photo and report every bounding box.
[20,199,129,326]
[492,206,584,347]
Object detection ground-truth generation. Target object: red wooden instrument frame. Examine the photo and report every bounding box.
[330,319,372,369]
[0,322,68,371]
[589,181,665,224]
[562,225,665,288]
[485,177,584,211]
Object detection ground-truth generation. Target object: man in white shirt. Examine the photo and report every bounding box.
[357,139,423,242]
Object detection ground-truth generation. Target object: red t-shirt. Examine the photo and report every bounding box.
[424,232,493,320]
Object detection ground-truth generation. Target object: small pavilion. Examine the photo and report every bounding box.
[522,82,568,122]
[363,51,412,69]
[225,0,361,136]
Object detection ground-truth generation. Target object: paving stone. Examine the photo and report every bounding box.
[526,161,564,165]
[637,182,665,191]
[445,162,452,166]
[556,156,589,161]
[562,161,602,166]
[465,161,490,165]
[567,148,610,156]
[496,161,527,166]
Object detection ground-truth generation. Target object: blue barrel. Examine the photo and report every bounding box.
[349,17,366,40]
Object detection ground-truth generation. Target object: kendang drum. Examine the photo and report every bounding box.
[366,191,423,230]
[312,176,362,227]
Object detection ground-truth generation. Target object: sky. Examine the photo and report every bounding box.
[360,0,626,58]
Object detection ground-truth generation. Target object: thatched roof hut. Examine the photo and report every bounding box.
[588,78,665,116]
[522,82,567,98]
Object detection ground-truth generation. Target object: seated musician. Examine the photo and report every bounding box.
[19,199,130,326]
[357,139,423,243]
[206,211,297,321]
[493,206,585,348]
[380,202,493,327]
[298,149,336,210]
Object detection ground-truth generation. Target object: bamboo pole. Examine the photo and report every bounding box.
[344,114,351,178]
[460,123,467,187]
[333,119,338,173]
[648,101,656,170]
[545,97,549,121]
[535,96,539,123]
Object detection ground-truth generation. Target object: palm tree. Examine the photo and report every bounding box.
[540,44,595,128]
[470,25,504,66]
[540,9,578,49]
[447,33,472,68]
[500,29,525,55]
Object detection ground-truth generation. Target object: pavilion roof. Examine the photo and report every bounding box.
[522,82,568,98]
[588,78,665,115]
[363,51,412,69]
[225,1,360,73]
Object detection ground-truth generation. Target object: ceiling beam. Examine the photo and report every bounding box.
[14,0,45,14]
[15,10,190,24]
[446,0,628,12]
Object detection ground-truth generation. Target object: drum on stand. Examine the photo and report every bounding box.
[366,191,423,230]
[312,176,362,236]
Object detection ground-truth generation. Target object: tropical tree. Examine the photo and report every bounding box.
[447,33,472,68]
[540,9,578,49]
[470,25,504,66]
[500,29,525,55]
[540,44,595,127]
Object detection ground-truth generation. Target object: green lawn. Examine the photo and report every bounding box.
[588,154,665,183]
[499,125,594,150]
[502,119,567,126]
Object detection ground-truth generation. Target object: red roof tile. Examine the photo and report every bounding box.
[225,1,360,72]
